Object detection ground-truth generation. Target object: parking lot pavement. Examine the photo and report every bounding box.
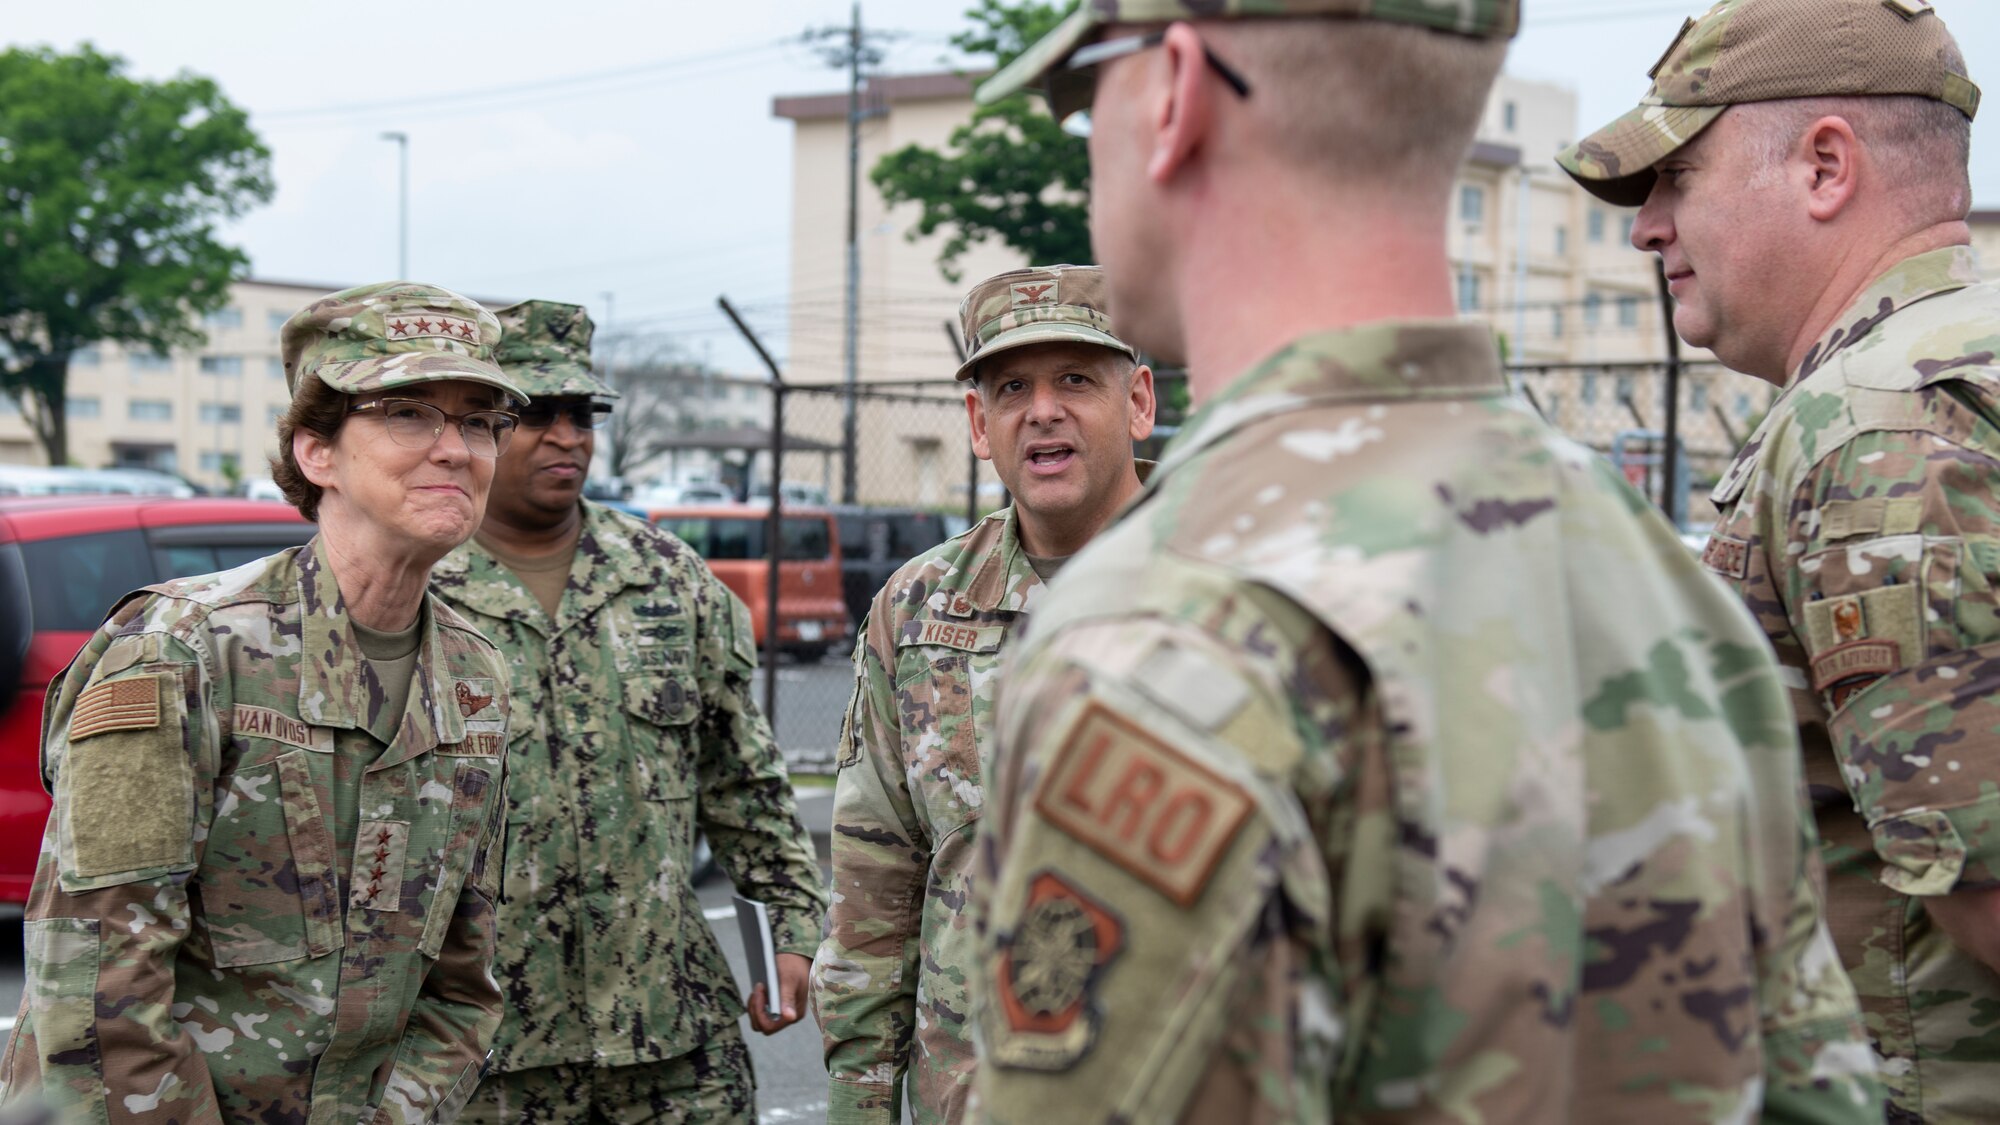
[0,786,842,1124]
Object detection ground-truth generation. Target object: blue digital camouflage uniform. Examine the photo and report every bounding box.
[0,537,510,1124]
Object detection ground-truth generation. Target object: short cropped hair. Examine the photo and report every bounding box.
[1736,92,1973,221]
[269,376,346,522]
[1213,20,1510,201]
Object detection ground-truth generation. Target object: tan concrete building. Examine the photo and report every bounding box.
[0,280,335,489]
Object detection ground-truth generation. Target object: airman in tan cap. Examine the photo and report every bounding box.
[1566,2,1995,1120]
[809,263,1153,1125]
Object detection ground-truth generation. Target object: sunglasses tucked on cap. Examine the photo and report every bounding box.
[1559,0,1980,207]
[976,0,1520,107]
[280,281,526,406]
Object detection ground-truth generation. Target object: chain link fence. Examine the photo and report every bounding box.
[730,378,1000,773]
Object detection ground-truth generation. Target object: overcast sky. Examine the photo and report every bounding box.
[8,1,1998,375]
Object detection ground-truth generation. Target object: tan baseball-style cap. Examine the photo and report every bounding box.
[1559,0,1980,207]
[281,282,526,404]
[491,300,619,400]
[955,265,1137,382]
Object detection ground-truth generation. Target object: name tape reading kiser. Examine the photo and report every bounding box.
[904,620,1005,653]
[1034,701,1253,908]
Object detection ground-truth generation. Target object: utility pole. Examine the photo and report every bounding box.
[806,8,898,505]
[380,132,409,278]
[1513,165,1532,365]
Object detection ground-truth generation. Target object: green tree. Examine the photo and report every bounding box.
[0,44,273,466]
[871,0,1087,282]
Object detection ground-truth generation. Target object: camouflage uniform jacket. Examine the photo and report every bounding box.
[1701,245,2000,1123]
[812,505,1043,1125]
[430,501,826,1073]
[973,322,1883,1124]
[0,537,511,1125]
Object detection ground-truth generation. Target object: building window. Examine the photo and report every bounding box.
[1503,101,1518,133]
[1735,392,1753,418]
[1551,308,1565,339]
[1588,209,1606,243]
[67,397,101,419]
[268,406,285,425]
[1456,272,1482,313]
[129,351,173,371]
[0,395,19,416]
[1546,394,1562,421]
[199,451,238,472]
[269,310,291,332]
[1617,295,1640,328]
[129,400,173,422]
[199,403,243,424]
[1554,226,1568,256]
[1459,184,1486,226]
[1691,381,1710,412]
[1581,372,1599,405]
[1584,292,1604,326]
[1616,374,1635,402]
[205,307,244,330]
[71,347,100,366]
[200,355,243,376]
[267,356,286,378]
[1621,216,1637,244]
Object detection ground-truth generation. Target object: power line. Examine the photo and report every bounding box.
[259,41,793,121]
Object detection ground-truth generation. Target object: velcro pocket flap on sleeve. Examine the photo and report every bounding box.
[58,671,196,888]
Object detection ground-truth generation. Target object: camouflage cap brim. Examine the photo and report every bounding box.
[978,6,1099,106]
[503,361,621,401]
[954,322,1139,382]
[977,0,1520,105]
[1557,101,1727,207]
[310,352,529,406]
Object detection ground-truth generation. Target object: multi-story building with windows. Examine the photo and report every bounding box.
[0,280,335,488]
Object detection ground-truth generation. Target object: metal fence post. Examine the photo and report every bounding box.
[718,296,786,725]
[944,320,980,527]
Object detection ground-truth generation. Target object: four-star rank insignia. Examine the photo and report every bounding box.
[990,870,1123,1071]
[386,313,480,343]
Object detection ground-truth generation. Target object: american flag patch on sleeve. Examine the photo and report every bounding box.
[70,676,163,741]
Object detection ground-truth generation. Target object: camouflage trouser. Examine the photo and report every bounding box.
[459,1029,756,1125]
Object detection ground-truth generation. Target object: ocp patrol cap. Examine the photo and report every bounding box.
[956,264,1137,382]
[1559,0,1980,206]
[977,0,1520,105]
[280,282,526,405]
[490,300,619,400]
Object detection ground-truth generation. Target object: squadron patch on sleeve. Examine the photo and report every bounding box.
[990,871,1123,1071]
[1812,639,1900,710]
[71,677,163,742]
[1033,701,1253,908]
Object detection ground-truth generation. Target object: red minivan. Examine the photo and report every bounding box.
[648,504,852,662]
[0,496,312,904]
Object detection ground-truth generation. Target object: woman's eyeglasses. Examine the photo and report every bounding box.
[347,398,521,458]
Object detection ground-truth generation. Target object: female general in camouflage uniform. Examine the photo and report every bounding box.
[0,282,528,1125]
